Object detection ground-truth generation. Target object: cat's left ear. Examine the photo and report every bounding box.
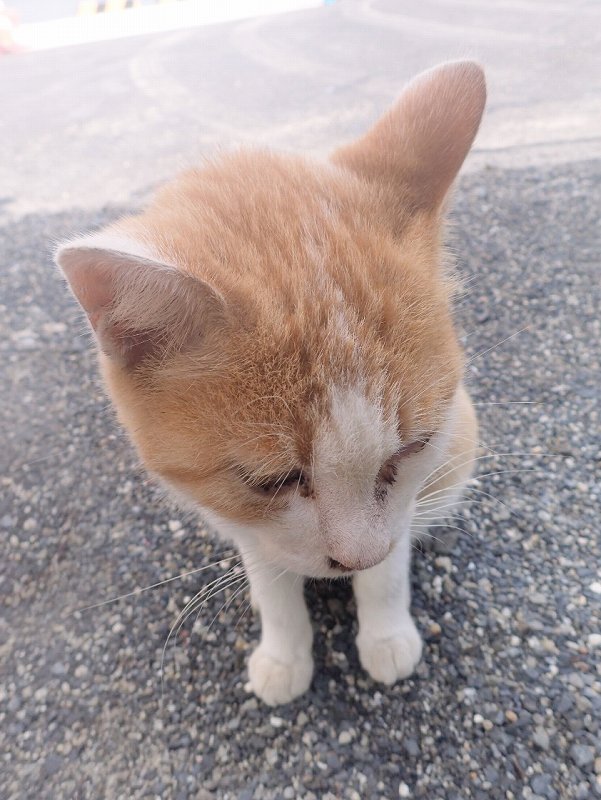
[332,61,486,214]
[55,230,226,368]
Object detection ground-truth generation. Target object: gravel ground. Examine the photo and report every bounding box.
[1,154,600,799]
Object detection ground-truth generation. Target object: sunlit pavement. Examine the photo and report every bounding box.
[1,0,599,221]
[8,0,324,51]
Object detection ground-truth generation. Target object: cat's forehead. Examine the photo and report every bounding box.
[201,342,445,473]
[142,151,461,467]
[315,384,400,475]
[151,152,381,257]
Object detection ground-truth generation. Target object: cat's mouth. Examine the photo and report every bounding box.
[327,557,355,574]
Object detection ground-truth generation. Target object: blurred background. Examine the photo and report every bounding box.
[1,2,600,800]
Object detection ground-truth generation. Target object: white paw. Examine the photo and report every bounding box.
[248,645,313,706]
[356,619,423,685]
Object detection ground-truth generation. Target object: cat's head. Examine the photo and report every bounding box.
[56,62,485,578]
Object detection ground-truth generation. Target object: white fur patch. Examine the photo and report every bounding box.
[309,384,399,570]
[55,228,172,272]
[316,384,399,481]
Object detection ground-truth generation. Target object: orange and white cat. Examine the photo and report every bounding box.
[56,62,485,706]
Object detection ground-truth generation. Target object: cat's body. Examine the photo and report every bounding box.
[57,62,485,705]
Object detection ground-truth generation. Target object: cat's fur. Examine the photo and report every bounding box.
[56,62,485,705]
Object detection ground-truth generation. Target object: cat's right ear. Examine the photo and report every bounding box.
[55,230,226,368]
[332,61,486,214]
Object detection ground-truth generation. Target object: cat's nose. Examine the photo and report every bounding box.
[326,540,392,573]
[328,557,355,573]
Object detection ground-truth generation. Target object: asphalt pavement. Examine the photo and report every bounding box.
[1,2,600,799]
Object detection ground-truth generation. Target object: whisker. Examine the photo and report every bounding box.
[410,531,451,551]
[164,555,270,665]
[419,465,545,507]
[207,580,250,633]
[169,567,245,646]
[164,566,241,649]
[412,523,469,540]
[160,569,247,701]
[420,451,561,501]
[464,326,530,370]
[176,556,281,652]
[472,401,543,407]
[459,484,528,522]
[414,502,472,520]
[72,552,239,614]
[416,480,535,528]
[234,597,255,631]
[398,326,531,423]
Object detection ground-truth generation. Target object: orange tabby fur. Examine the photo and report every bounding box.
[56,61,486,705]
[101,149,465,522]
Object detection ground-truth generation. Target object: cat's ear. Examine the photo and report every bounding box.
[332,61,486,212]
[55,231,226,368]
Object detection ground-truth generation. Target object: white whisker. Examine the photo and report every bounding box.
[72,552,239,614]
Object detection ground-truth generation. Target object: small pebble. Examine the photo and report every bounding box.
[533,727,550,750]
[571,745,594,768]
[434,556,452,573]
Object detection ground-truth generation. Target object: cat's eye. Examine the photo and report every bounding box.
[251,469,307,495]
[377,435,432,486]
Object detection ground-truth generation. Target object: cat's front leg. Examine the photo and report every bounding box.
[241,550,313,706]
[353,531,422,685]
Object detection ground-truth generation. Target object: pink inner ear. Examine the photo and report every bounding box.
[63,257,117,333]
[57,245,158,365]
[56,239,225,369]
[99,319,161,368]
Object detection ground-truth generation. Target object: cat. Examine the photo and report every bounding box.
[56,61,485,706]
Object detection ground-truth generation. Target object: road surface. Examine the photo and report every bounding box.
[1,2,600,799]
